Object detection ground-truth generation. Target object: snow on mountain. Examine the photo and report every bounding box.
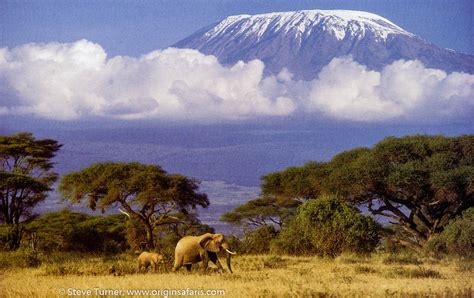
[174,10,474,80]
[204,10,412,42]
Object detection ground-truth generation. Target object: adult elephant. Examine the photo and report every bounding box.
[172,233,236,273]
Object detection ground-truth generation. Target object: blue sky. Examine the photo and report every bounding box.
[1,0,473,57]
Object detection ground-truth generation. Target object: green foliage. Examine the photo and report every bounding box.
[221,197,299,229]
[0,224,24,250]
[425,207,474,258]
[0,132,61,227]
[272,195,380,257]
[0,248,41,269]
[59,162,209,249]
[270,217,313,255]
[241,225,278,254]
[261,161,328,201]
[22,210,128,252]
[262,135,474,250]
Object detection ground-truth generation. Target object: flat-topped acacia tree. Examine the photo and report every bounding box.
[59,162,209,249]
[255,135,473,251]
[0,132,62,226]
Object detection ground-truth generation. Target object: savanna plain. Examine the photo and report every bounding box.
[1,252,472,297]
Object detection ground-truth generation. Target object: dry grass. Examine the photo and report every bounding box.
[0,253,473,297]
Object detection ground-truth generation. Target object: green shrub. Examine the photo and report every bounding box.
[23,210,128,253]
[271,195,380,257]
[24,249,42,267]
[270,218,313,255]
[425,208,474,257]
[0,225,23,251]
[0,249,42,269]
[225,235,244,255]
[242,225,278,254]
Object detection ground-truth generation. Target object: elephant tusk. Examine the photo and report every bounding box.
[224,248,237,255]
[118,208,131,218]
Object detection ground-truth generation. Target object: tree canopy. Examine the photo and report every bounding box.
[59,162,209,248]
[221,196,299,230]
[0,132,62,226]
[260,135,473,250]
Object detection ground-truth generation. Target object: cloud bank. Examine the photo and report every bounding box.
[0,39,472,122]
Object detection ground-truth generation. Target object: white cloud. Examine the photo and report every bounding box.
[0,40,295,121]
[307,57,474,121]
[0,40,473,122]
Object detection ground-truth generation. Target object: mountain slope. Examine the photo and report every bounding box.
[174,10,474,80]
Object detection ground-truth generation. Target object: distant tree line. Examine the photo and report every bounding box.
[1,133,472,257]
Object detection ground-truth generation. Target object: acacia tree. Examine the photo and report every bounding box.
[220,197,299,230]
[59,162,209,249]
[325,135,474,251]
[262,135,473,251]
[221,162,325,232]
[0,133,61,226]
[261,162,328,202]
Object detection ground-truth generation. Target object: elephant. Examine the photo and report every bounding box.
[137,251,166,272]
[172,233,236,273]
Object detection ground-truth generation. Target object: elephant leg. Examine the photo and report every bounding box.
[185,264,192,272]
[208,252,224,272]
[201,253,209,273]
[172,256,183,272]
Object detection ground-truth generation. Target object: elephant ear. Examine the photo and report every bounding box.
[199,233,222,252]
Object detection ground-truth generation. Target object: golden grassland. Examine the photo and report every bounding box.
[0,252,473,297]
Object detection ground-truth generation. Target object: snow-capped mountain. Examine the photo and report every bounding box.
[174,10,474,80]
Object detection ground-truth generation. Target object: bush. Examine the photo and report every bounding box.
[242,225,278,254]
[22,210,128,252]
[425,208,474,257]
[0,249,42,269]
[0,225,23,251]
[270,219,313,255]
[271,195,380,257]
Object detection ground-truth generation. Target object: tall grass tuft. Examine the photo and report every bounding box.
[382,253,423,265]
[387,266,443,279]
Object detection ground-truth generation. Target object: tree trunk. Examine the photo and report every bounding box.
[143,220,154,249]
[119,206,155,249]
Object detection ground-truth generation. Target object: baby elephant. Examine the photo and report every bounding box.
[137,251,166,273]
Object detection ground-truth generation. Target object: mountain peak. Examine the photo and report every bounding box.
[209,10,413,42]
[174,9,474,80]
